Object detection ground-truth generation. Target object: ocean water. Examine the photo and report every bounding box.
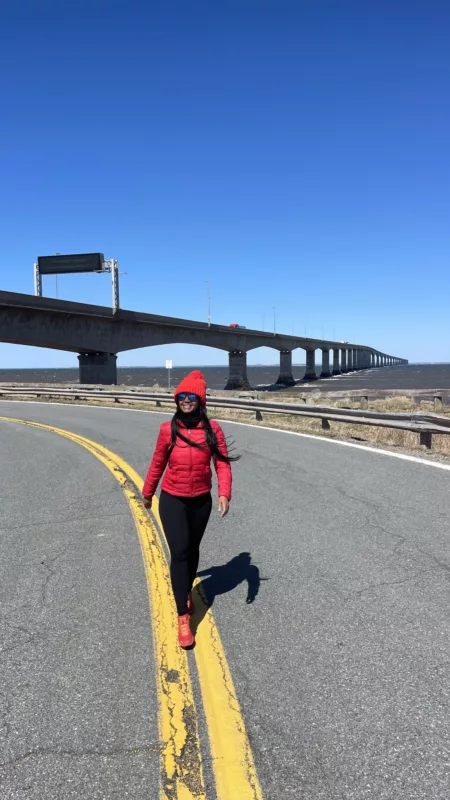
[0,363,450,393]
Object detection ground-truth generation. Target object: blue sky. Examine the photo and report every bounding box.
[1,0,449,368]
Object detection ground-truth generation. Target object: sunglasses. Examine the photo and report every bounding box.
[177,393,199,402]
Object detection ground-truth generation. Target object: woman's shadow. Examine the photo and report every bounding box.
[191,552,265,633]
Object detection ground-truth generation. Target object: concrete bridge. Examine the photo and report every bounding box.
[0,290,408,387]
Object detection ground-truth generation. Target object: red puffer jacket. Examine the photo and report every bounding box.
[142,420,232,500]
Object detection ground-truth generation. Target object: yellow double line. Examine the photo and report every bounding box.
[0,417,263,800]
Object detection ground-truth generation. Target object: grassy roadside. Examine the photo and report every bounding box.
[3,390,450,462]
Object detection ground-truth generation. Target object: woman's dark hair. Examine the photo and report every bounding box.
[170,407,240,463]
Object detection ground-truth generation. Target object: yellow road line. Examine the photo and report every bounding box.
[190,577,263,799]
[0,417,206,800]
[151,500,263,800]
[2,415,263,800]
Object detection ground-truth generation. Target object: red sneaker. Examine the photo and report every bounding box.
[187,592,195,616]
[178,614,194,648]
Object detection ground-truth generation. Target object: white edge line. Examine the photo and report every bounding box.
[3,398,450,473]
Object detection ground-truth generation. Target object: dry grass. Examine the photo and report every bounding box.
[272,393,450,415]
[3,391,450,459]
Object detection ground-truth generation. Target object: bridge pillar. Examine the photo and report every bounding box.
[303,349,318,381]
[276,350,295,385]
[320,348,331,378]
[78,352,117,385]
[224,350,251,390]
[347,349,353,371]
[332,348,341,375]
[340,348,348,372]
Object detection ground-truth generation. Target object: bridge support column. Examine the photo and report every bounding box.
[332,348,340,375]
[303,349,318,381]
[320,348,331,378]
[276,350,295,385]
[348,349,353,371]
[224,350,251,390]
[341,348,348,372]
[78,352,117,385]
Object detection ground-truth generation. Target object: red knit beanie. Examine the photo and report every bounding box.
[174,370,207,407]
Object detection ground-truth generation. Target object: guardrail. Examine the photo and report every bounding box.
[1,385,449,449]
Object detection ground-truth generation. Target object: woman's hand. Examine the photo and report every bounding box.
[143,496,152,510]
[218,496,229,518]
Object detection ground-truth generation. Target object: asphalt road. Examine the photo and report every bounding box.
[1,401,450,799]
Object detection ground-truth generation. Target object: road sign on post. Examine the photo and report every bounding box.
[166,360,173,389]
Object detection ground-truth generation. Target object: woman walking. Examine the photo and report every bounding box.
[142,371,237,648]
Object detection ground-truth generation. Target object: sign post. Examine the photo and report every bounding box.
[165,360,173,389]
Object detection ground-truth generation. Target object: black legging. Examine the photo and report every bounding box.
[159,490,212,615]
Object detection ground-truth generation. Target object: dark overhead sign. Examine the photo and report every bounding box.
[37,253,105,275]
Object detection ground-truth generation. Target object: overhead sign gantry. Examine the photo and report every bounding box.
[34,252,120,311]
